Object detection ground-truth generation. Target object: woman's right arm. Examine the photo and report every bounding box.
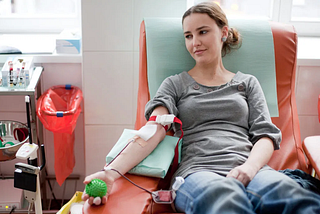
[82,105,170,205]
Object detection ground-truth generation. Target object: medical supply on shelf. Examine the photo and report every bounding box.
[1,70,8,87]
[56,29,81,54]
[0,57,33,88]
[19,62,25,87]
[9,61,13,87]
[25,68,29,87]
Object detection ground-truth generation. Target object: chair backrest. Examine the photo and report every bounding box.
[135,19,309,173]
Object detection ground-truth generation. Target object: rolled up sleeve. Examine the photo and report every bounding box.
[145,77,179,120]
[246,76,282,150]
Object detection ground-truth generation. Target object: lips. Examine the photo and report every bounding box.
[194,49,206,55]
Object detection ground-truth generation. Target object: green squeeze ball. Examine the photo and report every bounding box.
[85,179,107,198]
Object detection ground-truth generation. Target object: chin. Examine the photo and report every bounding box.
[195,58,212,65]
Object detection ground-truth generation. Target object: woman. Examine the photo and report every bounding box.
[83,2,320,213]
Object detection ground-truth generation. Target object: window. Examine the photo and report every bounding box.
[187,0,320,36]
[0,0,81,33]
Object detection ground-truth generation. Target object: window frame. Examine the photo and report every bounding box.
[0,0,81,34]
[188,0,320,37]
[277,0,320,36]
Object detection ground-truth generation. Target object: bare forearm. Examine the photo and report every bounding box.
[108,106,169,180]
[107,123,166,179]
[227,137,275,186]
[246,137,274,171]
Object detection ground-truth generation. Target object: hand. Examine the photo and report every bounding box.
[226,163,259,187]
[81,170,115,206]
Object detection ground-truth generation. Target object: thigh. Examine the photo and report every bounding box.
[174,171,224,213]
[247,168,320,214]
[174,171,255,214]
[247,168,301,192]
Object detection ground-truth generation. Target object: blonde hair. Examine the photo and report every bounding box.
[182,2,242,57]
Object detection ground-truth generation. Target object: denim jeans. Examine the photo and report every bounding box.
[174,169,320,214]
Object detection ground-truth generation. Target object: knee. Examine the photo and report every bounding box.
[192,178,252,213]
[248,170,302,196]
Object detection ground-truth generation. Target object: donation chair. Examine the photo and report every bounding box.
[83,18,319,214]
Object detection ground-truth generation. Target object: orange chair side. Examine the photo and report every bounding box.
[268,22,309,173]
[135,21,150,130]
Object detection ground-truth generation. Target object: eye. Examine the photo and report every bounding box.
[185,34,192,39]
[200,30,208,35]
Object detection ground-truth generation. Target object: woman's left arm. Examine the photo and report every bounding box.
[227,76,281,186]
[226,137,274,186]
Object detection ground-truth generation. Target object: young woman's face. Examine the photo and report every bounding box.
[183,13,226,65]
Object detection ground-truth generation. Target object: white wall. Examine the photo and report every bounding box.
[81,0,187,176]
[296,66,320,140]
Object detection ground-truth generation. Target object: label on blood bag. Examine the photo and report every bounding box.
[152,190,173,204]
[158,191,172,201]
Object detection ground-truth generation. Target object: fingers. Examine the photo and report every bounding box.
[83,174,95,184]
[227,168,250,186]
[227,168,239,178]
[86,196,107,206]
[82,192,89,201]
[88,197,94,205]
[83,171,106,184]
[102,196,107,204]
[82,189,108,206]
[236,173,246,185]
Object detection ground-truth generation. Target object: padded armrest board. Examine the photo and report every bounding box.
[145,18,279,117]
[106,129,182,178]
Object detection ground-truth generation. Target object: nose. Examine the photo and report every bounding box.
[193,36,201,47]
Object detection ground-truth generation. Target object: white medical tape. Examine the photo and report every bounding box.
[130,124,157,141]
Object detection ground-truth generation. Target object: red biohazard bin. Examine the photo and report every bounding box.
[37,85,83,186]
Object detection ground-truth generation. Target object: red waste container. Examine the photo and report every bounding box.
[37,85,83,186]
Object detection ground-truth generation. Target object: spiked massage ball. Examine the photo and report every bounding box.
[85,179,107,198]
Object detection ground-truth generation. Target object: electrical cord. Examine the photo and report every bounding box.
[9,205,16,214]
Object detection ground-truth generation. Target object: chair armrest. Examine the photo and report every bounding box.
[302,136,320,178]
[83,174,160,214]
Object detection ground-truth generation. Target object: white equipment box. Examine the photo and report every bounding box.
[0,179,23,211]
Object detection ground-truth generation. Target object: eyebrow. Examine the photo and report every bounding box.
[183,25,210,34]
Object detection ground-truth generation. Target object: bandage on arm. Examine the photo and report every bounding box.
[106,106,169,179]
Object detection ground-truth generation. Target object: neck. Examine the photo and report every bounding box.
[192,59,226,78]
[188,60,234,86]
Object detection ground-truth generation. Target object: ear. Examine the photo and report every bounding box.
[222,25,228,38]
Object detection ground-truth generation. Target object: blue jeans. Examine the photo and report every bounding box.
[174,169,320,214]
